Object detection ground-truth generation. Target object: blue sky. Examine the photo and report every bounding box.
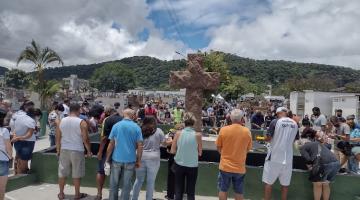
[146,0,272,50]
[1,0,360,70]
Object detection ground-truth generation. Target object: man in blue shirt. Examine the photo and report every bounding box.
[106,109,143,200]
[251,110,265,130]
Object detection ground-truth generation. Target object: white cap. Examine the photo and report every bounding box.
[276,107,288,114]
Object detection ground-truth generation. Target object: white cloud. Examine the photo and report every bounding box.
[0,0,185,71]
[1,0,360,71]
[206,0,360,68]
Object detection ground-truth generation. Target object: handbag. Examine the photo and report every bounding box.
[309,144,324,182]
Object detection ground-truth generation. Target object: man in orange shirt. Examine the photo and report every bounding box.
[215,109,253,200]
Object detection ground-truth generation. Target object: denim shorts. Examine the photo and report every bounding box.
[0,160,9,176]
[14,141,35,160]
[320,161,341,183]
[218,170,245,194]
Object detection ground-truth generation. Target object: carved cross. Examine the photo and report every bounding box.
[170,54,220,131]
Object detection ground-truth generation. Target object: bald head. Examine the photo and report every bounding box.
[123,108,136,119]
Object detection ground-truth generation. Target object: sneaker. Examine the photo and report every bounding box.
[338,168,347,174]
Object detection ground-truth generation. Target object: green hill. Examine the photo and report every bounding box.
[44,56,186,89]
[43,53,360,93]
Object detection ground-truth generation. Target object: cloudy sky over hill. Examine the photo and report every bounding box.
[0,0,360,70]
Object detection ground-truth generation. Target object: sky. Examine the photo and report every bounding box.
[0,0,360,71]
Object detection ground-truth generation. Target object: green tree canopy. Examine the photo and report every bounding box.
[91,62,136,92]
[5,69,30,89]
[201,51,263,100]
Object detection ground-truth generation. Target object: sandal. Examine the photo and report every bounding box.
[74,193,88,200]
[58,193,65,200]
[94,194,102,200]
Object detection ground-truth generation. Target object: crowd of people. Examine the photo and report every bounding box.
[0,97,360,200]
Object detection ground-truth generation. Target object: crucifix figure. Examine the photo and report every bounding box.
[170,54,220,132]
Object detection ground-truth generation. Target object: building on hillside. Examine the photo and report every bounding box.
[290,90,359,118]
[332,94,360,120]
[290,92,305,117]
[63,74,89,93]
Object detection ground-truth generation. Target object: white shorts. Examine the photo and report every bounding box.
[262,161,293,186]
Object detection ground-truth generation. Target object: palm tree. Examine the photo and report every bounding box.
[17,40,64,109]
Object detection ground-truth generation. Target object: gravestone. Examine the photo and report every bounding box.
[170,54,220,131]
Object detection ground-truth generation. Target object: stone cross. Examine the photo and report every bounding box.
[170,54,220,132]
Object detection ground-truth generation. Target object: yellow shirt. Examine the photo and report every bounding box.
[215,124,253,174]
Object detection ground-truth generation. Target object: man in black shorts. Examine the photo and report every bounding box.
[95,108,122,200]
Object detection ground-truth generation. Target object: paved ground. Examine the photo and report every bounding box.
[5,183,220,200]
[6,135,222,200]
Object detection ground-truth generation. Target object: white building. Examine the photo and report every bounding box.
[332,95,360,120]
[63,74,89,93]
[290,92,305,117]
[290,90,359,118]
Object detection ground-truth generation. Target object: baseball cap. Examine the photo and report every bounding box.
[276,107,288,114]
[346,115,355,120]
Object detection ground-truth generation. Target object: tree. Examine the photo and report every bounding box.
[202,50,231,85]
[200,51,264,100]
[345,81,360,93]
[31,80,61,109]
[17,40,63,109]
[5,69,30,89]
[90,62,135,92]
[222,76,263,100]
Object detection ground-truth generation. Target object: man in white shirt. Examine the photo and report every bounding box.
[263,107,299,200]
[56,103,92,200]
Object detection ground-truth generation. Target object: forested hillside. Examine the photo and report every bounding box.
[41,53,360,94]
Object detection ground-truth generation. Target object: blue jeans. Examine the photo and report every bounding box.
[348,155,359,173]
[132,159,160,200]
[109,162,135,200]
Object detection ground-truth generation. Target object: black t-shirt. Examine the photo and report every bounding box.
[102,114,122,153]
